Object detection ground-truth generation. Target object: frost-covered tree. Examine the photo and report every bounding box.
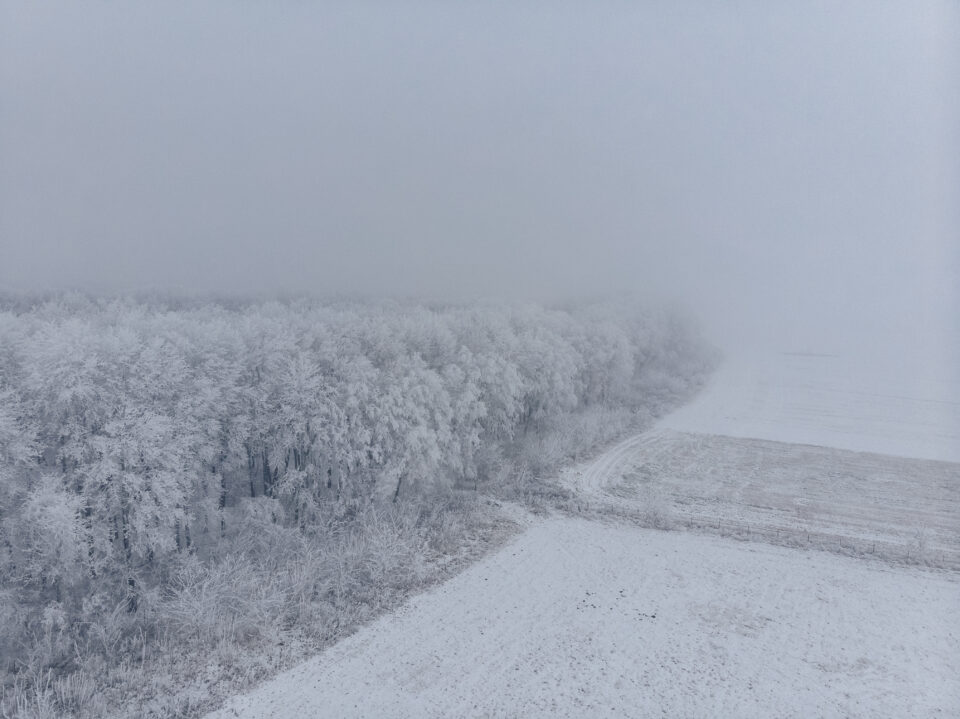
[0,293,715,693]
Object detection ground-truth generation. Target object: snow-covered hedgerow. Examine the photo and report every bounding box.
[0,294,715,717]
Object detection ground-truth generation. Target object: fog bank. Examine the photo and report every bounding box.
[2,1,957,367]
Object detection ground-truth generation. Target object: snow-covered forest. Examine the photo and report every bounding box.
[0,294,714,717]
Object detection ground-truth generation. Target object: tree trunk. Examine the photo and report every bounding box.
[262,449,273,497]
[219,472,227,537]
[247,445,256,498]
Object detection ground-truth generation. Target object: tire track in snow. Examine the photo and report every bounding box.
[567,426,960,568]
[566,429,666,497]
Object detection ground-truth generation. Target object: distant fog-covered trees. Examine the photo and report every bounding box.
[0,295,714,697]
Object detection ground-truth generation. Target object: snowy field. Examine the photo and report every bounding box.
[568,429,960,568]
[662,351,960,462]
[207,351,960,718]
[208,519,958,719]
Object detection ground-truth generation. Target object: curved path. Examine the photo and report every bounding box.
[562,352,960,567]
[566,429,667,496]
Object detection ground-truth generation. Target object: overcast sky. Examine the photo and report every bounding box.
[1,1,957,362]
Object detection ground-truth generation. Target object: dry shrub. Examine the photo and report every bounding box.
[158,554,284,645]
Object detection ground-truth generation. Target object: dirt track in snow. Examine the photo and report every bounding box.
[565,428,960,568]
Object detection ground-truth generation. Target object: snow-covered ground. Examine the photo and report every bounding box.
[662,350,960,462]
[208,519,958,719]
[206,351,960,718]
[565,428,960,568]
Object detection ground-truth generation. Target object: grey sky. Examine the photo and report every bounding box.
[1,1,957,360]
